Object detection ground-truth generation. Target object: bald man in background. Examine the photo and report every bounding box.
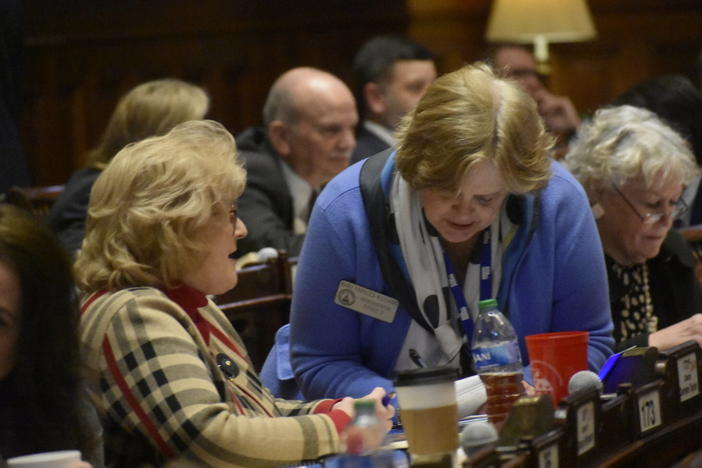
[236,67,357,256]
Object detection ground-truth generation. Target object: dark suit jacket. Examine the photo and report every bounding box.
[236,127,305,256]
[609,228,702,351]
[350,123,391,164]
[47,167,101,255]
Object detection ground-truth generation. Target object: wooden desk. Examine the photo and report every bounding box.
[594,407,702,468]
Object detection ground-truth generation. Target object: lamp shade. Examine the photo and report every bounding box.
[486,0,596,44]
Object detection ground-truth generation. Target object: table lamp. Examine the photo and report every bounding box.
[485,0,596,74]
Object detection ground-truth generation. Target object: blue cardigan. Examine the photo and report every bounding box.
[289,154,614,400]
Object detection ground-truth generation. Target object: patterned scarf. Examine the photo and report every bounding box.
[389,172,509,369]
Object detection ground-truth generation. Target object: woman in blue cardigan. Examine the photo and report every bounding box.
[286,63,614,405]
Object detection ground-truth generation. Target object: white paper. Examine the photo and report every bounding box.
[455,375,487,419]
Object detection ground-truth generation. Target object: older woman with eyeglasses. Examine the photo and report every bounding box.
[75,120,392,467]
[565,105,702,352]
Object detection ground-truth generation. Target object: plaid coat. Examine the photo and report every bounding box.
[79,286,347,467]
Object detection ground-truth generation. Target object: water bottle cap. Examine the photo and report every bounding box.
[353,399,376,411]
[479,298,498,311]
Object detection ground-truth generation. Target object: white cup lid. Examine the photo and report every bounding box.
[7,450,81,467]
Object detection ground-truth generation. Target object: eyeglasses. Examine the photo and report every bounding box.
[611,184,688,225]
[506,67,541,80]
[228,204,238,226]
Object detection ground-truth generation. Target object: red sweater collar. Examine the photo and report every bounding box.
[162,285,210,342]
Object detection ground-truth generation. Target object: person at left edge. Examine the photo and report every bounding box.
[0,205,100,467]
[289,63,614,403]
[75,120,392,467]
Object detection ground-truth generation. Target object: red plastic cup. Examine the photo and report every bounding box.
[525,331,589,405]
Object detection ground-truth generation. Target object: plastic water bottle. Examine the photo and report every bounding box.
[471,298,524,427]
[324,399,407,468]
[344,399,384,455]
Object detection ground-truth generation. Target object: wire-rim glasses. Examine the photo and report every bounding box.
[611,184,688,225]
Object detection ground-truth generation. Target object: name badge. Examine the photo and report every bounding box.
[334,280,398,323]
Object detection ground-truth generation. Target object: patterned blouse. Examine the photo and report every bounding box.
[79,286,349,467]
[609,261,658,343]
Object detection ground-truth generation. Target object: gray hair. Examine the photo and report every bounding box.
[564,105,698,194]
[262,81,297,126]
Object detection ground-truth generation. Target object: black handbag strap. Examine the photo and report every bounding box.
[359,150,433,333]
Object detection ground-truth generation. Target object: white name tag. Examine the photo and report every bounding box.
[334,280,398,323]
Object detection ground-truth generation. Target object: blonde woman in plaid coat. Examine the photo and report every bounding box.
[75,120,392,467]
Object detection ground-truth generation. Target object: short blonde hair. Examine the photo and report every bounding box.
[564,105,699,194]
[395,63,552,194]
[75,120,245,292]
[88,78,209,169]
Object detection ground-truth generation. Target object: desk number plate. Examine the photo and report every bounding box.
[538,442,559,468]
[576,401,595,455]
[677,352,700,402]
[638,389,662,433]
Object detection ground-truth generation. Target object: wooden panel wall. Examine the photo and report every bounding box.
[21,0,407,185]
[409,0,702,118]
[20,0,702,186]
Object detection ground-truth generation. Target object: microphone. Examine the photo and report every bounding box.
[568,370,603,395]
[257,247,279,262]
[568,369,619,402]
[235,247,279,269]
[460,420,498,457]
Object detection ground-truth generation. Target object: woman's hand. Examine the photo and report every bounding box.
[337,387,395,453]
[333,397,356,420]
[334,387,395,430]
[362,387,396,432]
[648,314,702,350]
[522,380,536,396]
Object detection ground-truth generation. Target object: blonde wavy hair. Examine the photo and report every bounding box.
[88,78,209,170]
[564,105,699,194]
[75,120,245,292]
[395,62,552,194]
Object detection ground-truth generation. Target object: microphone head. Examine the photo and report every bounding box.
[257,247,279,262]
[568,370,603,395]
[460,420,498,456]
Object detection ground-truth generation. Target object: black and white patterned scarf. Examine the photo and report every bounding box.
[389,172,511,370]
[611,261,658,341]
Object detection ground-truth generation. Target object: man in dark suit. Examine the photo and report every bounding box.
[350,35,436,164]
[236,67,357,256]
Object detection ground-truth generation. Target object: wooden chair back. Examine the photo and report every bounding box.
[5,185,64,218]
[214,250,296,371]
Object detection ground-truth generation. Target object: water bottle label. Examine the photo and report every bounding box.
[472,342,521,370]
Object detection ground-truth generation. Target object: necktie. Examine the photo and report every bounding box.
[304,189,318,224]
